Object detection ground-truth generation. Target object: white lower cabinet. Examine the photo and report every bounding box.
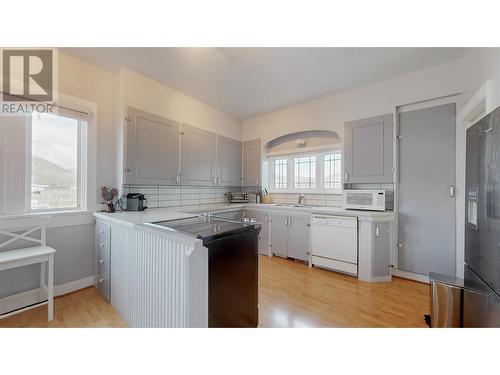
[270,212,310,261]
[288,215,311,261]
[244,209,270,256]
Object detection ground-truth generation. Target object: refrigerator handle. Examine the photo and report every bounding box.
[449,184,456,197]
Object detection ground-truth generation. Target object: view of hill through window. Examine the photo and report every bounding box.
[31,113,79,210]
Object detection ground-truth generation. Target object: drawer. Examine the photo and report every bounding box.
[96,272,110,301]
[96,223,110,244]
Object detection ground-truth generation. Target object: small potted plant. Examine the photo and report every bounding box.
[101,186,118,213]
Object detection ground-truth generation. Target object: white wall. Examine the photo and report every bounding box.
[120,68,241,140]
[59,52,118,204]
[460,48,500,108]
[242,59,462,146]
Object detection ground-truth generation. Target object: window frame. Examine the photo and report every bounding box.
[25,104,90,214]
[269,148,343,194]
[272,158,288,190]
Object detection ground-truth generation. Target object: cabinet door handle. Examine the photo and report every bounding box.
[288,217,292,227]
[98,278,104,284]
[217,177,221,184]
[256,178,259,185]
[449,184,456,197]
[375,226,380,237]
[345,171,349,181]
[99,259,104,264]
[264,215,268,223]
[176,174,180,185]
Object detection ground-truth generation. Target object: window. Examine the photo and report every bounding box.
[324,153,341,189]
[269,150,342,193]
[294,156,316,189]
[30,111,86,211]
[274,159,287,189]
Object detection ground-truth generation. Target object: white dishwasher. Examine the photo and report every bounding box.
[311,215,358,276]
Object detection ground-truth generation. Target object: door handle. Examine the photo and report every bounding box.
[449,185,456,197]
[345,171,349,181]
[176,174,180,185]
[375,226,380,237]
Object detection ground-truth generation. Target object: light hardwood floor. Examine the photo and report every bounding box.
[0,256,430,328]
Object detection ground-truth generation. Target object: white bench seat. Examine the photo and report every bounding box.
[0,216,55,321]
[0,246,55,270]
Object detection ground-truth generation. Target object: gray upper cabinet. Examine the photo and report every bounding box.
[242,139,261,186]
[217,135,242,186]
[181,124,217,186]
[344,113,394,184]
[124,107,180,185]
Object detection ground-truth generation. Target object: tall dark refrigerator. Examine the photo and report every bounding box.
[464,105,500,327]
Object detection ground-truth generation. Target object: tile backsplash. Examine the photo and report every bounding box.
[122,185,237,209]
[121,183,394,210]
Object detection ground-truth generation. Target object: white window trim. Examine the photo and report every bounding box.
[26,115,87,214]
[268,149,343,194]
[0,93,97,222]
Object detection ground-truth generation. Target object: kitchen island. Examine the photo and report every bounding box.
[93,203,394,327]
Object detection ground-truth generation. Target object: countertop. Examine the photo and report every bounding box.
[93,202,394,228]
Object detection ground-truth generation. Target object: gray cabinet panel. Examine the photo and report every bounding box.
[245,209,270,256]
[217,135,242,186]
[124,107,180,185]
[95,221,111,301]
[181,124,216,186]
[372,222,391,278]
[270,213,288,257]
[243,139,261,186]
[344,113,393,183]
[397,103,456,276]
[288,215,310,261]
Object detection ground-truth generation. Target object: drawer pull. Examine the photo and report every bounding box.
[98,278,104,284]
[99,243,104,248]
[99,259,104,264]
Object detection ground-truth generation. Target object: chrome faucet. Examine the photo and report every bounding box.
[298,193,305,206]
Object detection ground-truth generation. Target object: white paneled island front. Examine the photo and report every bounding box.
[94,208,214,328]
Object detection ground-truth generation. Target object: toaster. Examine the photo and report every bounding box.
[126,193,148,211]
[227,192,249,203]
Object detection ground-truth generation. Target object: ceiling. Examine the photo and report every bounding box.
[62,48,464,119]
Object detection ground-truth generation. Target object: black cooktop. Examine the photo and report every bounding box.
[150,215,259,241]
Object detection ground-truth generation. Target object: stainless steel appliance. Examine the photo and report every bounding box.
[150,215,261,327]
[428,272,464,327]
[126,193,148,211]
[464,105,500,327]
[344,189,387,211]
[227,192,249,203]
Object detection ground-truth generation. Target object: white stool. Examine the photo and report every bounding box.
[0,216,56,321]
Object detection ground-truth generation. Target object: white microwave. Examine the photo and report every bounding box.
[344,189,386,211]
